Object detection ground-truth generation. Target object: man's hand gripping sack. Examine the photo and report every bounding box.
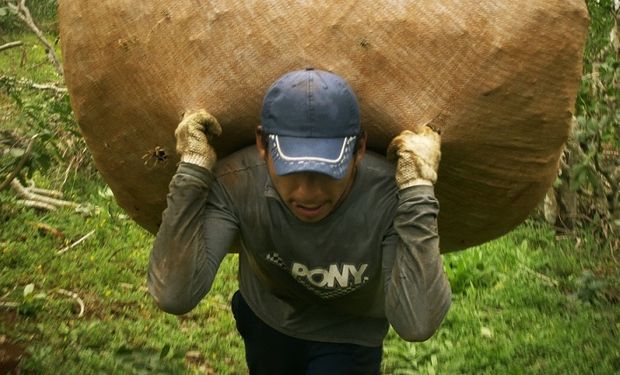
[387,126,441,189]
[175,110,222,170]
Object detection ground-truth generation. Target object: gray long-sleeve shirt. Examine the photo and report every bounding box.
[148,146,451,347]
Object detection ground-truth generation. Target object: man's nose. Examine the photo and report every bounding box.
[295,172,324,195]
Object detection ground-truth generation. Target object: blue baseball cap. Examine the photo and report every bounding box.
[261,68,361,179]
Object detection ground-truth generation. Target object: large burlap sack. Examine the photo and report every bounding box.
[58,0,588,252]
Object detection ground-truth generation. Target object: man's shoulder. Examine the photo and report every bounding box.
[213,146,265,179]
[359,150,395,180]
[349,150,398,209]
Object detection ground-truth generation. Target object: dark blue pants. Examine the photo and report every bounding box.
[231,291,383,375]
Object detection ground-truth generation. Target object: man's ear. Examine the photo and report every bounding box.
[255,126,268,160]
[355,131,367,163]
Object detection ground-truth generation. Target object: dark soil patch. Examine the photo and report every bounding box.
[0,338,27,375]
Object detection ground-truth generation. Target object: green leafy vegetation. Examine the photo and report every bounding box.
[384,222,619,374]
[2,184,618,373]
[552,0,620,251]
[0,0,58,34]
[1,176,245,374]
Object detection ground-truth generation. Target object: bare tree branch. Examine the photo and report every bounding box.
[57,230,96,255]
[54,289,85,318]
[0,134,37,191]
[0,301,19,308]
[17,199,57,211]
[30,82,67,93]
[27,185,64,198]
[1,75,67,93]
[0,41,23,52]
[10,179,80,209]
[4,0,63,76]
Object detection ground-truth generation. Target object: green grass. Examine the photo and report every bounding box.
[1,172,618,374]
[1,32,83,185]
[1,174,246,374]
[0,33,61,83]
[1,33,63,135]
[384,223,619,374]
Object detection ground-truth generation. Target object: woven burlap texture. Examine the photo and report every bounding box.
[59,0,589,251]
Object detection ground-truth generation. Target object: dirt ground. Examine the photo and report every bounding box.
[0,310,26,375]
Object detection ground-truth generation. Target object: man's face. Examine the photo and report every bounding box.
[256,128,366,223]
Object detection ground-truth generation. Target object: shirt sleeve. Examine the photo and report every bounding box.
[383,185,452,342]
[147,162,239,315]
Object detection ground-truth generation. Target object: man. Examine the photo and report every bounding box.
[148,68,451,374]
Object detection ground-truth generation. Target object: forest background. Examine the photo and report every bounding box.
[0,0,618,374]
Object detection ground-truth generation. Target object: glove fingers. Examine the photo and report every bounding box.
[202,115,223,138]
[386,139,400,162]
[388,128,441,188]
[175,109,221,170]
[180,110,222,137]
[421,123,440,134]
[421,125,441,145]
[387,130,415,161]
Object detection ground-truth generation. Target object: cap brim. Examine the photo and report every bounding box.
[268,134,357,179]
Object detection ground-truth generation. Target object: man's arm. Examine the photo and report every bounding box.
[383,127,452,342]
[148,111,237,315]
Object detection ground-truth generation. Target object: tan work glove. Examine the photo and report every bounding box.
[175,110,222,170]
[387,126,441,189]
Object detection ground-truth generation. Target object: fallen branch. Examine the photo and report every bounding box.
[0,75,67,93]
[0,287,85,317]
[30,82,67,93]
[0,41,23,52]
[54,289,85,318]
[0,134,37,191]
[0,301,19,308]
[4,0,63,76]
[29,221,65,240]
[26,184,64,199]
[57,230,96,255]
[1,133,83,211]
[10,179,80,209]
[17,199,57,211]
[59,158,75,189]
